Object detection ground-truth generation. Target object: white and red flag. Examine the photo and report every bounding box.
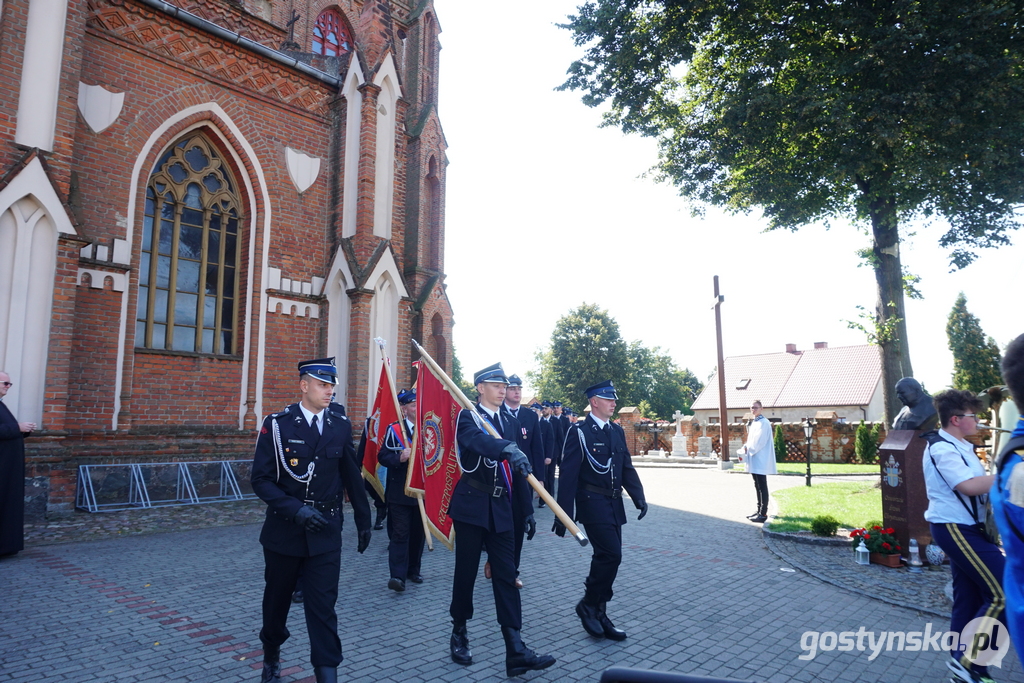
[405,359,461,550]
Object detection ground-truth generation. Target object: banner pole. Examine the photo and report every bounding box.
[411,339,589,547]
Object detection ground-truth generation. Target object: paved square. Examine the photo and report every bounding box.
[2,468,1021,682]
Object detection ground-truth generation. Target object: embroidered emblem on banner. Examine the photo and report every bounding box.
[368,408,381,445]
[422,411,444,475]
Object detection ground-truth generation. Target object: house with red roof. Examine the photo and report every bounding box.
[690,342,883,424]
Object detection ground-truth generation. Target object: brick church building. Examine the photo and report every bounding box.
[0,0,453,515]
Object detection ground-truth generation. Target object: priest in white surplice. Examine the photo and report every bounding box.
[737,400,777,523]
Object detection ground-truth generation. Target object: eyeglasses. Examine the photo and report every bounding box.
[955,413,978,420]
[0,382,11,387]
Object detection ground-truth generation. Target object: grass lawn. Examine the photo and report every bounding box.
[768,480,882,533]
[733,462,880,475]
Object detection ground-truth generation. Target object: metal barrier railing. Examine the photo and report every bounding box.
[76,460,256,513]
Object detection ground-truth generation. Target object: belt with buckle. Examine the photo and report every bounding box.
[581,483,620,499]
[303,497,339,514]
[465,476,505,498]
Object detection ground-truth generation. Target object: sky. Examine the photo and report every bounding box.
[433,0,1022,400]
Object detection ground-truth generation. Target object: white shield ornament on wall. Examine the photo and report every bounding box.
[77,82,125,134]
[285,147,321,194]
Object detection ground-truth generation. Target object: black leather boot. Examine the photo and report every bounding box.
[259,646,281,683]
[313,667,337,683]
[502,626,556,677]
[575,599,605,638]
[450,620,472,665]
[596,602,627,641]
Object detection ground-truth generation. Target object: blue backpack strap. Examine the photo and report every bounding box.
[996,437,1024,545]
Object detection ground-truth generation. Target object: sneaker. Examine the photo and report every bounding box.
[948,655,996,683]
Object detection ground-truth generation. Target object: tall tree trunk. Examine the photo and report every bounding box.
[870,199,914,425]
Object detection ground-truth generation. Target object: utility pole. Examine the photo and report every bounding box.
[712,275,728,462]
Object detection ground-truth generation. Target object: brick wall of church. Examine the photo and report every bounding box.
[66,275,122,430]
[12,0,453,517]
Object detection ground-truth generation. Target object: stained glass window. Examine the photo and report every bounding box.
[312,9,351,57]
[137,135,242,355]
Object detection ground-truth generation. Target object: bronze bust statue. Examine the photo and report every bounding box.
[892,377,939,431]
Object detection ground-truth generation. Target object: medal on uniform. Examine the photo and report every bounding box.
[290,458,299,467]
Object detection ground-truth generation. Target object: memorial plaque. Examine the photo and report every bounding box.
[878,429,932,562]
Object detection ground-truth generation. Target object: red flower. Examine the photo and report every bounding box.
[882,542,891,550]
[885,528,895,534]
[872,525,882,530]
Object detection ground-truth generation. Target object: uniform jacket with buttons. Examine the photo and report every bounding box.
[447,405,520,533]
[557,414,646,526]
[502,403,546,479]
[251,402,371,557]
[378,419,418,507]
[500,404,537,520]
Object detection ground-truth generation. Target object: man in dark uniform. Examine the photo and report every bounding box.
[378,388,425,592]
[500,375,540,586]
[554,380,647,641]
[539,401,558,505]
[448,363,555,677]
[251,358,373,683]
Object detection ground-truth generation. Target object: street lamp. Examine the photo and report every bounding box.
[803,417,815,487]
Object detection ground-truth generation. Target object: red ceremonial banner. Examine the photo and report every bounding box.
[405,360,461,550]
[362,360,403,500]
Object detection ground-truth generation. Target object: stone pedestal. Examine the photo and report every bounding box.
[717,459,734,470]
[671,435,687,456]
[697,436,713,459]
[878,429,931,562]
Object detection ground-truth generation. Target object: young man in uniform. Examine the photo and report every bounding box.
[499,374,540,587]
[447,363,555,677]
[554,380,647,641]
[250,358,373,683]
[539,401,558,504]
[378,389,425,592]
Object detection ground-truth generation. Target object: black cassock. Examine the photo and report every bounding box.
[0,401,25,556]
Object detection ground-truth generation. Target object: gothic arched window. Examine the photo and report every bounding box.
[312,8,351,57]
[136,134,243,355]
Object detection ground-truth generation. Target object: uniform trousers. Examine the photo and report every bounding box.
[512,503,526,574]
[260,548,342,667]
[449,519,521,629]
[931,522,1006,674]
[543,463,556,498]
[751,474,769,514]
[387,503,425,580]
[581,522,623,605]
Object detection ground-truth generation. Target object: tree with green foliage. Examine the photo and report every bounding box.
[559,0,1024,423]
[533,303,630,407]
[624,341,703,419]
[528,304,703,415]
[774,422,787,464]
[855,420,881,464]
[946,292,1003,394]
[450,345,476,399]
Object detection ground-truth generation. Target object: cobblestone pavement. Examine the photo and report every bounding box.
[2,467,1021,682]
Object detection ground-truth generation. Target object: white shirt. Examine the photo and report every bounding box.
[298,403,324,434]
[923,428,986,525]
[590,414,609,430]
[740,415,778,475]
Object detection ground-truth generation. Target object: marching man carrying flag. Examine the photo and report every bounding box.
[445,362,555,677]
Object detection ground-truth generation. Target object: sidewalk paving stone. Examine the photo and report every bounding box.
[1,467,1020,682]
